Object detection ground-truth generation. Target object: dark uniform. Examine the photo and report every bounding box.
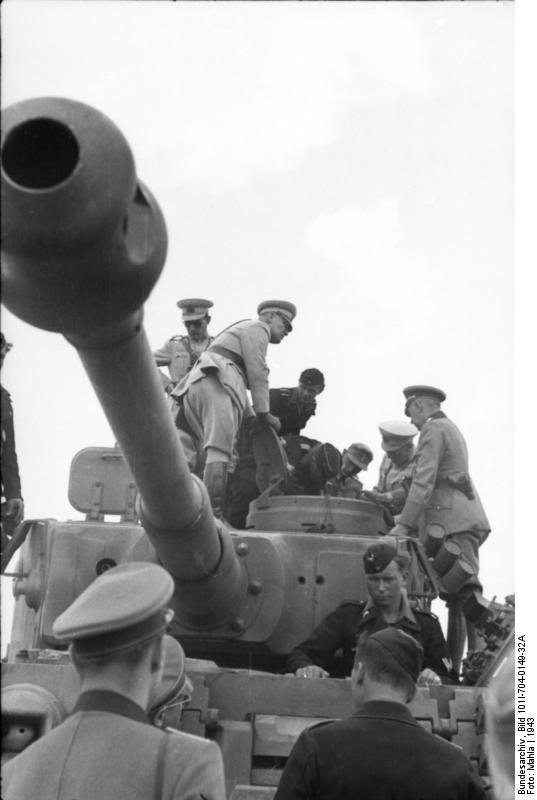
[274,699,486,800]
[1,385,22,504]
[269,387,317,435]
[286,598,459,683]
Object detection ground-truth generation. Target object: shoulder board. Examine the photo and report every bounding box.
[339,599,366,609]
[170,334,187,341]
[278,388,293,398]
[305,719,338,733]
[414,608,439,621]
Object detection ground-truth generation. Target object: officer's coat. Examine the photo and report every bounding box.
[1,690,225,800]
[398,411,490,537]
[153,334,214,389]
[274,700,486,800]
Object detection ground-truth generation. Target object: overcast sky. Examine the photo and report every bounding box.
[1,1,528,654]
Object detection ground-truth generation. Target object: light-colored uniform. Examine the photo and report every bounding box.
[1,689,225,800]
[172,319,272,470]
[153,335,214,391]
[374,448,415,514]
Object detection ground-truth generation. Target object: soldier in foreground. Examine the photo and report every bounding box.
[269,367,325,435]
[153,298,214,393]
[287,538,459,683]
[276,628,486,800]
[1,563,225,800]
[362,419,418,515]
[172,300,296,516]
[390,386,491,661]
[323,442,373,499]
[1,333,24,549]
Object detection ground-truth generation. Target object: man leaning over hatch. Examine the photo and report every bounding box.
[286,538,459,684]
[276,628,486,800]
[1,562,225,800]
[269,367,325,436]
[172,300,296,517]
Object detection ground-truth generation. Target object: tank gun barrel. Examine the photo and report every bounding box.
[1,97,246,625]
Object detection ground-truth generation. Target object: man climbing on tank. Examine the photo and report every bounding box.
[324,442,373,499]
[269,368,325,436]
[390,385,491,670]
[1,333,24,552]
[287,538,459,684]
[362,420,418,515]
[171,300,296,518]
[153,298,215,394]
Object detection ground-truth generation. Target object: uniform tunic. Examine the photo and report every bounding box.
[374,448,415,513]
[269,387,317,435]
[172,319,272,467]
[1,385,22,501]
[153,334,214,391]
[286,596,459,683]
[274,700,486,800]
[1,689,225,800]
[324,473,363,499]
[398,411,490,595]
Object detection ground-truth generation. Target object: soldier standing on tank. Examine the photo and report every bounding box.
[323,442,373,499]
[1,333,24,549]
[153,298,215,394]
[277,628,485,800]
[362,420,418,515]
[1,563,226,800]
[172,300,296,518]
[286,538,459,684]
[269,368,325,436]
[390,386,491,666]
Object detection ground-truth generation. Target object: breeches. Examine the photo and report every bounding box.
[445,530,484,600]
[180,376,245,471]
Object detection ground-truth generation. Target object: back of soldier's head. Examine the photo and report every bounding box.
[355,628,422,702]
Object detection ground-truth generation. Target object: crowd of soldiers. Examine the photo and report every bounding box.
[1,301,509,800]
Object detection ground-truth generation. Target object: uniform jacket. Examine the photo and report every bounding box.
[269,387,317,435]
[374,449,415,513]
[286,597,459,683]
[398,412,490,538]
[1,385,22,500]
[1,690,225,800]
[274,699,486,800]
[153,335,214,389]
[174,319,272,413]
[324,474,363,499]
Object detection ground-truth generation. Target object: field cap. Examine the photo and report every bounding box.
[53,562,174,659]
[299,368,325,389]
[257,300,297,332]
[368,628,423,682]
[379,420,418,452]
[346,443,373,471]
[403,385,446,416]
[176,298,213,321]
[363,537,398,574]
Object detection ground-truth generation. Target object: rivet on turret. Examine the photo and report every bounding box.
[235,542,249,557]
[248,580,263,595]
[231,617,245,633]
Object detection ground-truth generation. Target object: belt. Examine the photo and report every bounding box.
[207,345,247,375]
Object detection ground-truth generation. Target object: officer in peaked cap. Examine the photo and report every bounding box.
[269,367,325,436]
[171,299,296,518]
[287,536,459,685]
[277,623,485,800]
[153,298,215,394]
[392,383,491,672]
[363,421,418,515]
[2,563,226,800]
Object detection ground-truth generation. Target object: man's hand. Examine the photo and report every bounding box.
[295,665,330,678]
[2,498,24,526]
[255,412,281,432]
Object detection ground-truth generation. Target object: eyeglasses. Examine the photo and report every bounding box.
[273,311,292,332]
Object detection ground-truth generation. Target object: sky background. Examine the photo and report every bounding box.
[1,1,527,660]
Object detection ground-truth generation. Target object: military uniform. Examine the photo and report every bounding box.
[274,699,486,800]
[324,473,363,498]
[1,385,22,503]
[286,596,459,683]
[398,409,490,596]
[374,448,415,513]
[269,387,317,435]
[2,563,226,800]
[153,334,215,391]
